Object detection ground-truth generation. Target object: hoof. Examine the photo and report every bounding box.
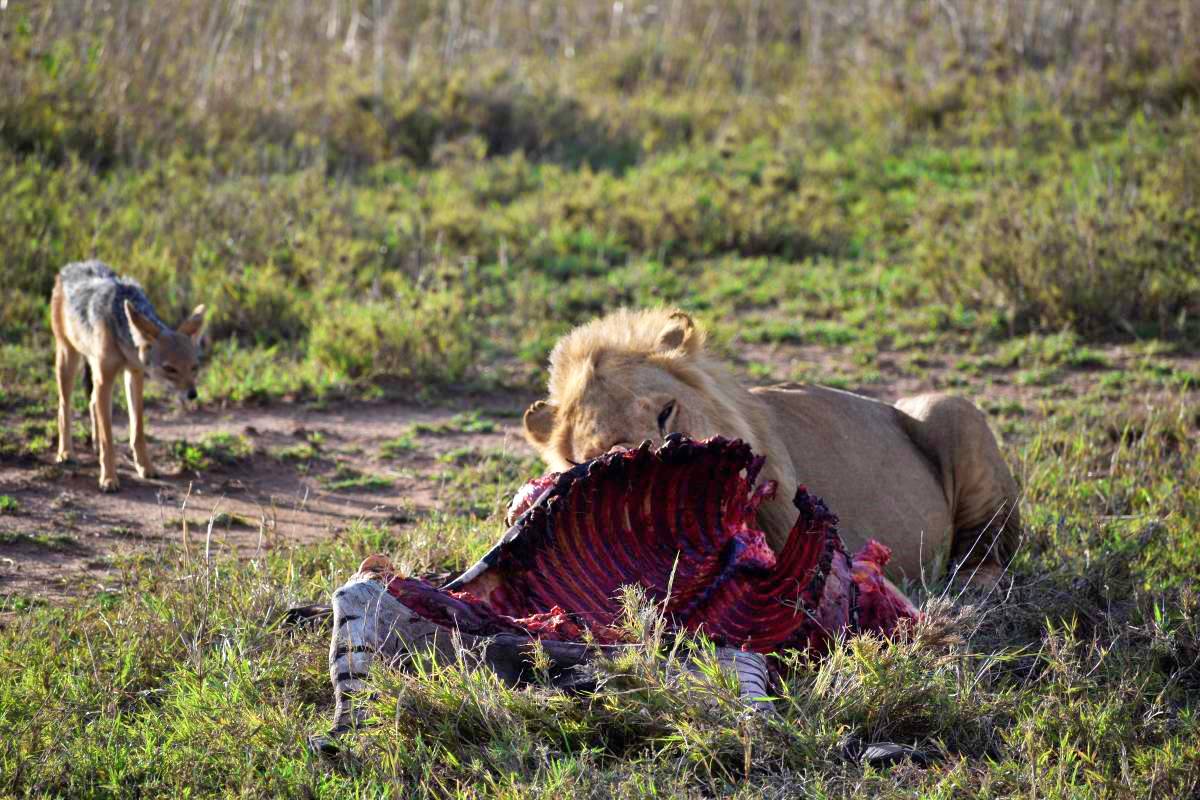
[280,604,334,630]
[842,738,932,767]
[55,452,75,465]
[136,465,157,480]
[307,733,342,757]
[99,478,120,493]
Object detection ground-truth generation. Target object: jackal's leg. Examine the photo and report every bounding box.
[55,346,81,463]
[89,387,99,454]
[124,369,153,479]
[91,365,120,492]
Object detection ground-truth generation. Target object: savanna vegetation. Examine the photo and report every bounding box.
[1,1,1199,796]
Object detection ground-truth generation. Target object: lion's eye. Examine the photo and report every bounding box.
[657,400,676,436]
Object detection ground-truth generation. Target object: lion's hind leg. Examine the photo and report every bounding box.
[894,393,1023,583]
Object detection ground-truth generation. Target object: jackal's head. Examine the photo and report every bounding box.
[124,301,207,400]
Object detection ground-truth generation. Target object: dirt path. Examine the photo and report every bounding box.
[0,396,531,601]
[3,341,1196,604]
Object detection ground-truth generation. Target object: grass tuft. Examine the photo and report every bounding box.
[170,432,254,472]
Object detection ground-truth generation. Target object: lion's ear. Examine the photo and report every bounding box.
[657,311,701,355]
[523,400,558,447]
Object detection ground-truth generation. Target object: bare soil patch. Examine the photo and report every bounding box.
[3,343,1196,604]
[0,396,529,601]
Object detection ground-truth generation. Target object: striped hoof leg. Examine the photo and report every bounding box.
[678,647,777,716]
[325,576,443,737]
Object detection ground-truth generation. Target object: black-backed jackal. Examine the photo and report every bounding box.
[50,261,206,492]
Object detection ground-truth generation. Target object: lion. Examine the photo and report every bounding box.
[522,308,1022,585]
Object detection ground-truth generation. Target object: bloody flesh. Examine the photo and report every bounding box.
[386,435,918,654]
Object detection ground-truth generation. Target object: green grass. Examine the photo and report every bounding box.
[0,531,82,552]
[0,419,56,461]
[379,433,418,459]
[0,496,18,514]
[199,342,344,405]
[272,442,320,463]
[107,526,144,540]
[1,394,1198,796]
[413,411,499,436]
[320,464,393,493]
[435,447,545,518]
[166,513,255,532]
[1,5,1196,407]
[170,432,255,472]
[377,413,499,461]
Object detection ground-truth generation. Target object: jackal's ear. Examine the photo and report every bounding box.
[124,301,160,347]
[176,305,207,343]
[523,400,557,447]
[656,311,702,356]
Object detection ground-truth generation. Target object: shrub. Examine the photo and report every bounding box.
[915,146,1200,337]
[308,285,482,385]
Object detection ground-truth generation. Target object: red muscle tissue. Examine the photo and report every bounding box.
[382,435,918,655]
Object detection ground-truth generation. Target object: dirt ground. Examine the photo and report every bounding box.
[2,341,1196,604]
[0,395,530,601]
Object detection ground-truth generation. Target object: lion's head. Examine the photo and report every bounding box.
[523,309,761,471]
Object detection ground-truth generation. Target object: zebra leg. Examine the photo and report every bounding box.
[312,573,777,755]
[713,648,775,715]
[315,575,446,752]
[326,578,385,736]
[673,647,777,716]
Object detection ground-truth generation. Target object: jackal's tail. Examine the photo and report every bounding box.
[81,362,93,399]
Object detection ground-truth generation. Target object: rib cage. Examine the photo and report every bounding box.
[385,435,918,654]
